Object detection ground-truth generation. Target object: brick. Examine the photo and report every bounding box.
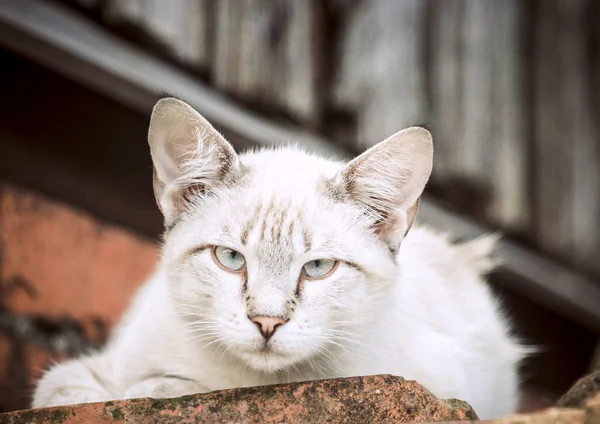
[0,375,479,423]
[0,185,159,412]
[0,186,158,324]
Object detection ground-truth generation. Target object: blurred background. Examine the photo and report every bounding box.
[0,0,599,414]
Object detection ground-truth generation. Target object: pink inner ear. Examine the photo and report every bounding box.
[181,184,206,203]
[171,183,207,216]
[404,198,420,236]
[373,208,405,238]
[372,197,420,245]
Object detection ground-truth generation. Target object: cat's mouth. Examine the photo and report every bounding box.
[254,342,279,355]
[236,342,300,373]
[243,341,288,357]
[259,343,281,354]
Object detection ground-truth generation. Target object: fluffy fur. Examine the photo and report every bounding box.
[33,99,525,419]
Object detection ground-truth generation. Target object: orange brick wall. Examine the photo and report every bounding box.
[0,184,159,412]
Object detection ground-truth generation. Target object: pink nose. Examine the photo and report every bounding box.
[250,316,286,341]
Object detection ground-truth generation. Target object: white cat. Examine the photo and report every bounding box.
[33,98,525,419]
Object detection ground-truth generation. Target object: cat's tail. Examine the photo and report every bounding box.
[454,232,502,274]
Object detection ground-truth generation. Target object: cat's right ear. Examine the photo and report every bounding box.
[148,97,240,225]
[334,127,433,250]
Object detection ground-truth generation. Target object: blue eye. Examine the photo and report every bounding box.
[213,246,246,271]
[302,259,337,279]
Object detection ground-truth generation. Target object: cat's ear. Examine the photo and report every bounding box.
[148,97,240,224]
[337,127,433,248]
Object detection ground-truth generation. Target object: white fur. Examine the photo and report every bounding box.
[33,99,524,419]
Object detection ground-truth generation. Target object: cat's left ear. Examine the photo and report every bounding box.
[148,97,240,225]
[336,127,433,249]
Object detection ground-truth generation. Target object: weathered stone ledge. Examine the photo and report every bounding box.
[0,375,477,423]
[2,372,599,424]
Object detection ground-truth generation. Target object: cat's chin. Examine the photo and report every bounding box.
[233,347,302,373]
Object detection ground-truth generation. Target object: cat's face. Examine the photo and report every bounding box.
[162,149,398,372]
[148,98,433,373]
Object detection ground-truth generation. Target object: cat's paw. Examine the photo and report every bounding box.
[124,376,210,399]
[32,359,112,408]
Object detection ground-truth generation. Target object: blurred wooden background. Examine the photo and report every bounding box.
[63,0,600,282]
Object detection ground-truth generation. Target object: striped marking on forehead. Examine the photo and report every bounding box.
[240,198,312,251]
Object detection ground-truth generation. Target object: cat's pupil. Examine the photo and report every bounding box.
[313,260,321,268]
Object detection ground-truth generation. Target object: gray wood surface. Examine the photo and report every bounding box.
[533,0,600,277]
[213,0,323,123]
[331,0,428,149]
[104,0,211,70]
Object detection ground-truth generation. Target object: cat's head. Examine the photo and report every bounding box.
[149,98,433,373]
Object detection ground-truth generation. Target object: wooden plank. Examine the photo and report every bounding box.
[487,0,529,232]
[430,0,528,231]
[331,0,427,149]
[459,0,494,182]
[428,0,465,180]
[213,0,322,124]
[561,0,600,278]
[533,0,574,261]
[533,0,600,277]
[103,0,144,24]
[185,0,212,71]
[213,0,242,93]
[103,0,211,70]
[236,0,275,100]
[1,0,600,332]
[278,0,323,124]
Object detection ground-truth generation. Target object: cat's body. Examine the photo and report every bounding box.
[33,99,524,419]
